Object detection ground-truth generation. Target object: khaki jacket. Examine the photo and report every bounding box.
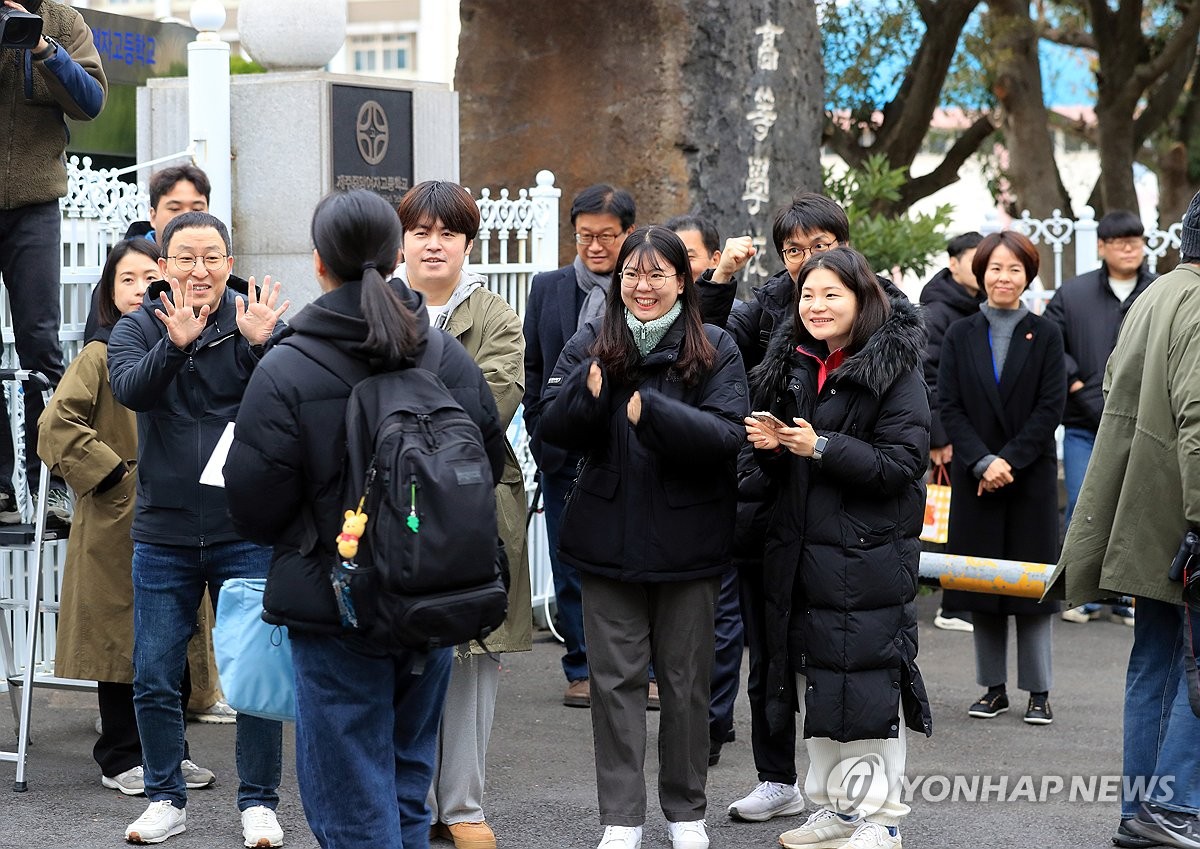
[1051,263,1200,606]
[443,286,532,655]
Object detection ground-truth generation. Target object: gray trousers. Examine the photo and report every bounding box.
[973,612,1053,692]
[427,654,500,824]
[581,571,719,827]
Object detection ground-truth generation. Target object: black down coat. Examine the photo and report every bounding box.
[750,294,933,743]
[539,318,748,583]
[223,279,505,635]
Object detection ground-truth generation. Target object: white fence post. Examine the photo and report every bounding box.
[529,170,561,272]
[188,2,232,228]
[1074,206,1099,276]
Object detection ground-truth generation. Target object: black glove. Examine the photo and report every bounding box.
[1169,528,1200,584]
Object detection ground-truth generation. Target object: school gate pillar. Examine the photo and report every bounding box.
[456,0,824,287]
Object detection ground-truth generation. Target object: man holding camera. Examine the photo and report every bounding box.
[0,0,106,521]
[1056,190,1200,849]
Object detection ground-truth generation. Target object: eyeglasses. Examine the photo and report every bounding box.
[575,232,621,246]
[167,254,228,272]
[620,269,678,289]
[1101,237,1146,252]
[782,240,838,263]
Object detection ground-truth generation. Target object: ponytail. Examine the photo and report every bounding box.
[360,262,418,368]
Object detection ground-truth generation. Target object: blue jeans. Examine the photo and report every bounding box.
[1062,427,1096,530]
[1122,596,1200,817]
[132,540,283,809]
[290,633,452,849]
[542,468,588,682]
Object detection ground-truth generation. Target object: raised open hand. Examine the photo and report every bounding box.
[235,275,290,346]
[154,278,209,349]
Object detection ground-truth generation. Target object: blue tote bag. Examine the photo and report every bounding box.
[213,578,296,722]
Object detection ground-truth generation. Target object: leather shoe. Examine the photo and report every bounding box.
[564,678,591,708]
[647,680,661,711]
[434,821,497,849]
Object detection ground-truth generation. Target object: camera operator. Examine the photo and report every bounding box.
[1056,189,1200,848]
[0,0,106,523]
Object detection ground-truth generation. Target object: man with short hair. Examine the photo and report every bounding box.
[1045,210,1155,626]
[0,0,107,525]
[108,211,289,847]
[522,184,635,708]
[1054,190,1200,849]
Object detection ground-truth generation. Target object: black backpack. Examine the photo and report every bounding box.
[288,331,508,652]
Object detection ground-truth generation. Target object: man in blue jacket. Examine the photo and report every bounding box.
[0,0,106,525]
[108,212,290,847]
[522,184,635,708]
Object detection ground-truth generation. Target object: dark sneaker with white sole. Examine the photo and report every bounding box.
[1024,694,1053,725]
[1126,802,1200,849]
[0,488,20,524]
[1114,816,1168,848]
[968,690,1009,718]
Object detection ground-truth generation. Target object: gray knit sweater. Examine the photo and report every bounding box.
[973,303,1030,478]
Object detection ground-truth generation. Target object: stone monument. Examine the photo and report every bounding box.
[457,0,824,284]
[136,2,457,306]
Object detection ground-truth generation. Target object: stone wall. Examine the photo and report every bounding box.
[457,0,824,284]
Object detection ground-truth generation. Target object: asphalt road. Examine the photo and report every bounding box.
[2,594,1137,848]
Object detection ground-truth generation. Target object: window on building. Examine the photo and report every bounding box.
[349,33,414,76]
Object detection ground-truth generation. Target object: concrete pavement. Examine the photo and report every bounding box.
[2,594,1137,848]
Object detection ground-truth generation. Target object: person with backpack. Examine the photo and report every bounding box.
[224,189,505,849]
[396,180,531,849]
[539,226,748,849]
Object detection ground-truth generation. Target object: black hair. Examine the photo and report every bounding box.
[793,247,891,356]
[665,214,721,255]
[1097,210,1145,241]
[589,226,715,387]
[972,231,1040,287]
[397,180,481,237]
[570,184,636,230]
[160,211,231,255]
[947,231,983,259]
[772,192,850,260]
[312,189,417,368]
[150,165,211,208]
[96,239,161,329]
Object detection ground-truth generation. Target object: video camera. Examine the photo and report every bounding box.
[1170,528,1200,604]
[0,6,42,50]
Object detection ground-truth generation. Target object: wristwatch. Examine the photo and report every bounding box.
[812,435,829,461]
[32,37,60,62]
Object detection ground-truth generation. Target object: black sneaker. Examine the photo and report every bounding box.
[968,690,1009,718]
[1126,802,1200,848]
[709,736,723,767]
[1114,816,1168,848]
[0,488,19,524]
[1024,694,1053,725]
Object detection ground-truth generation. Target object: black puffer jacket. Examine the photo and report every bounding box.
[107,277,275,546]
[539,318,748,582]
[919,267,984,447]
[751,294,933,743]
[223,280,505,635]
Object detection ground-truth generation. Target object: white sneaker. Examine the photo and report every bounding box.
[188,698,237,724]
[125,800,186,844]
[778,808,859,848]
[667,820,709,849]
[180,759,216,789]
[598,825,642,849]
[1061,605,1100,623]
[241,805,284,848]
[932,608,973,632]
[728,780,805,822]
[102,765,145,796]
[844,821,901,848]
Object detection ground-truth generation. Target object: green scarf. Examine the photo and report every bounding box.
[625,301,683,356]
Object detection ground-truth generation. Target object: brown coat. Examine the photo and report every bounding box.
[37,341,137,682]
[441,283,533,655]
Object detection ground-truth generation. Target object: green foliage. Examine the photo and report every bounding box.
[230,56,267,75]
[823,155,955,278]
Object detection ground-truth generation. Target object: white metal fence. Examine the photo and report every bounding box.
[1,163,563,688]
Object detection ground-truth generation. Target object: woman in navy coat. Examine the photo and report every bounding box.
[938,230,1066,726]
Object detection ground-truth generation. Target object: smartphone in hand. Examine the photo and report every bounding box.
[751,410,787,429]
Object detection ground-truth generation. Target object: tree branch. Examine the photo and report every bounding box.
[1134,44,1198,146]
[1135,2,1200,90]
[895,115,997,209]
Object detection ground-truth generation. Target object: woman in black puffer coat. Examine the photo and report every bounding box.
[744,247,931,849]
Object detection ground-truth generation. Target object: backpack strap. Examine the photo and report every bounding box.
[418,327,444,374]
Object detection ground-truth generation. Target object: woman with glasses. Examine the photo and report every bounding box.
[744,247,931,849]
[540,226,748,849]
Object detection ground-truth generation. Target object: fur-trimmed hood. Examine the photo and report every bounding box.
[750,289,926,404]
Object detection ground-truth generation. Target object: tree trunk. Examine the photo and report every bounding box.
[1093,99,1141,216]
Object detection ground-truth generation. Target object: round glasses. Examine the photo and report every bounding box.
[620,269,678,289]
[167,254,228,272]
[782,240,838,263]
